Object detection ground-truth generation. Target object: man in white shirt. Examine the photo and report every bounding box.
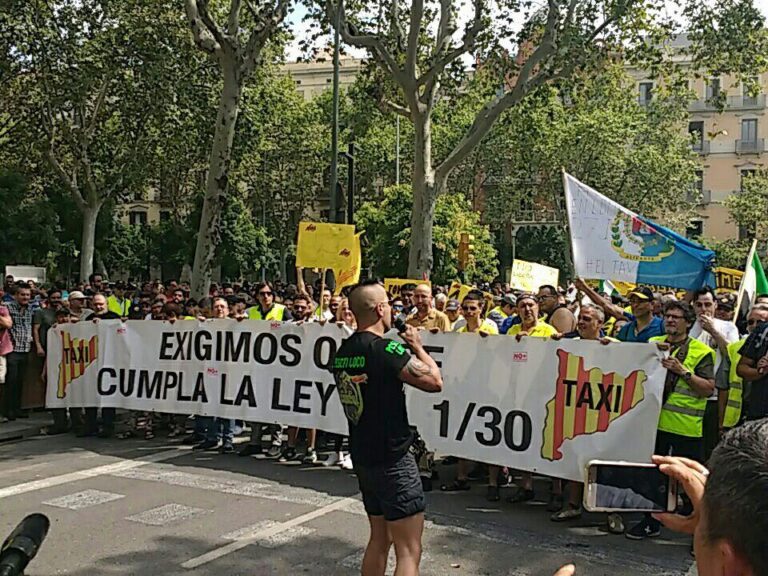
[689,287,740,460]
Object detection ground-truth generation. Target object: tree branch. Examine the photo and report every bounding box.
[86,74,110,139]
[227,0,242,37]
[185,0,224,56]
[377,98,411,118]
[241,0,290,78]
[435,0,562,183]
[418,0,485,106]
[46,143,87,211]
[327,0,407,86]
[405,0,424,78]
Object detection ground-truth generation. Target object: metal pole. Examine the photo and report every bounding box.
[395,116,400,185]
[329,5,341,223]
[346,142,355,224]
[261,200,267,281]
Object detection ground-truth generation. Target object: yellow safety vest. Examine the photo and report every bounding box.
[107,295,131,317]
[651,335,715,438]
[247,303,287,321]
[723,339,747,428]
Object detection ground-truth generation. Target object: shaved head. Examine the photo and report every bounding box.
[414,284,431,296]
[349,282,390,331]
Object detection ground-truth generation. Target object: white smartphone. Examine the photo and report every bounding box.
[583,460,678,513]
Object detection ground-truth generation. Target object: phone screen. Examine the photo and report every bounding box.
[593,464,671,512]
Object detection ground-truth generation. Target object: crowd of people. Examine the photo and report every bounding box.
[1,270,767,545]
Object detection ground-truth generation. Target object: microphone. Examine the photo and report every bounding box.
[394,316,407,334]
[0,514,50,576]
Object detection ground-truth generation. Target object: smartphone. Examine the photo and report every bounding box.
[584,460,677,513]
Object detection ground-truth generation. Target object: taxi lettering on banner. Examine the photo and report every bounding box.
[46,321,665,481]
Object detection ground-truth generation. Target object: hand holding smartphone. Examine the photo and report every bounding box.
[584,460,678,513]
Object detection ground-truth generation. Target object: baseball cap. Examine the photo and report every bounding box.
[445,299,460,312]
[628,286,654,301]
[501,294,517,307]
[68,290,86,300]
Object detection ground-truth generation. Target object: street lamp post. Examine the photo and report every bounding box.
[340,141,355,224]
[328,4,341,224]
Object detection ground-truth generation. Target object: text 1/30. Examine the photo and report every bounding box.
[432,400,532,451]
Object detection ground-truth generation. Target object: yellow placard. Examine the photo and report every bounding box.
[447,282,495,313]
[384,278,429,297]
[332,233,362,295]
[295,221,357,271]
[509,259,559,292]
[715,267,743,293]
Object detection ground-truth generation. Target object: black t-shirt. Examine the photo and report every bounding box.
[742,321,768,419]
[332,331,413,466]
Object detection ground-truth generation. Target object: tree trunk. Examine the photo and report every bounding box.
[79,203,101,282]
[190,62,241,299]
[407,112,439,278]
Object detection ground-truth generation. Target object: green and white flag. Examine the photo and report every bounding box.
[735,240,768,316]
[598,280,620,297]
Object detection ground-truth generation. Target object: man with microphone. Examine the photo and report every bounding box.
[332,280,443,576]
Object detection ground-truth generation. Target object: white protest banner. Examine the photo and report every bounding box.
[47,320,665,481]
[508,259,559,292]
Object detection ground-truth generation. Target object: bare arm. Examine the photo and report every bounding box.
[33,323,44,355]
[688,375,715,397]
[573,279,626,320]
[397,325,443,392]
[737,356,763,382]
[0,310,11,330]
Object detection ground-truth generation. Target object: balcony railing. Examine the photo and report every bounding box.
[686,189,711,204]
[689,94,766,112]
[736,139,765,154]
[728,94,766,109]
[691,139,710,154]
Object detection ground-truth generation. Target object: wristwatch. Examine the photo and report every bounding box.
[683,371,693,383]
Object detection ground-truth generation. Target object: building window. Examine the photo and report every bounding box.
[129,211,148,226]
[159,210,171,223]
[326,78,332,84]
[706,78,721,102]
[686,220,703,239]
[295,80,302,85]
[743,77,759,106]
[638,82,653,105]
[688,170,704,202]
[741,119,758,143]
[688,121,704,151]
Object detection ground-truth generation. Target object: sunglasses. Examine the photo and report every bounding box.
[462,305,480,312]
[258,291,272,296]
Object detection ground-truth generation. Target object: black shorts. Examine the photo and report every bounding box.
[355,451,425,521]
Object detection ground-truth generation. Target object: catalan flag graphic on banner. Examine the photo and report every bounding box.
[541,350,647,461]
[57,332,99,399]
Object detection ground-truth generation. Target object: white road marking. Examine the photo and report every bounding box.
[126,503,210,526]
[181,496,357,569]
[685,562,698,575]
[222,520,315,548]
[112,468,340,506]
[0,448,187,500]
[43,489,124,510]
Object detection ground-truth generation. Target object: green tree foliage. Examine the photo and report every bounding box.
[725,170,768,240]
[357,185,498,284]
[0,171,60,270]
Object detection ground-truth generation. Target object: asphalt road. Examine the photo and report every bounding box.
[0,432,696,576]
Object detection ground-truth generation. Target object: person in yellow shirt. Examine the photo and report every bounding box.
[455,291,498,335]
[441,291,497,497]
[504,293,557,503]
[507,293,557,339]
